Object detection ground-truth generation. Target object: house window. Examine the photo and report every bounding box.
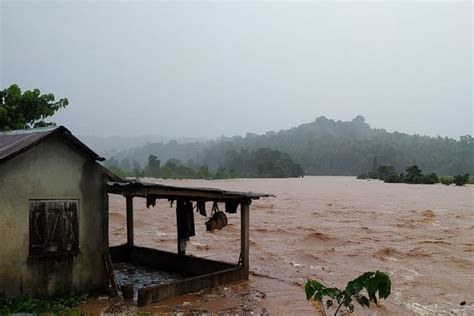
[29,200,79,257]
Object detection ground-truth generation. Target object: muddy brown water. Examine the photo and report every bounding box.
[108,176,474,315]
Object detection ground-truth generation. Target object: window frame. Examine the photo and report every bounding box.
[29,199,80,258]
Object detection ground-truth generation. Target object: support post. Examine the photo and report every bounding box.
[125,195,134,245]
[240,200,250,279]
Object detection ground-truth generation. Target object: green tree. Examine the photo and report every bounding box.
[0,84,69,131]
[424,172,439,184]
[376,165,397,181]
[132,160,142,177]
[105,116,474,176]
[104,157,119,168]
[197,166,211,179]
[145,154,161,176]
[405,165,422,183]
[119,158,131,171]
[460,135,473,145]
[107,165,128,178]
[453,173,470,186]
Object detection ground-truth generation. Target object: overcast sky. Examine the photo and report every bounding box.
[1,1,472,139]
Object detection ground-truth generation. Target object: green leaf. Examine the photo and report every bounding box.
[0,84,69,131]
[366,277,378,302]
[346,277,364,295]
[305,280,324,300]
[304,281,315,300]
[324,287,340,299]
[303,271,391,314]
[375,271,391,299]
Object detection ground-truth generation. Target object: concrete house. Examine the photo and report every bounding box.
[0,125,271,305]
[0,126,116,297]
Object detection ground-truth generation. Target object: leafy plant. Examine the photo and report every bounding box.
[0,84,69,131]
[305,271,391,315]
[453,173,470,186]
[440,177,453,186]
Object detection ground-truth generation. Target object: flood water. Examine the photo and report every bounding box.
[109,176,473,315]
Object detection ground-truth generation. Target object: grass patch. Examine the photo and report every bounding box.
[0,293,87,314]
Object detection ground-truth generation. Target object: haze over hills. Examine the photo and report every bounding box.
[101,116,473,176]
[80,135,209,158]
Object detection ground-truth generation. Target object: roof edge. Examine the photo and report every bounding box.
[54,126,105,162]
[0,125,105,164]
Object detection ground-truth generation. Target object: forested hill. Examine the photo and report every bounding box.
[107,116,473,176]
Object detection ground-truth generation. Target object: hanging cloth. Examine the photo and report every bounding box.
[225,201,239,214]
[146,195,158,208]
[195,200,207,217]
[176,199,196,254]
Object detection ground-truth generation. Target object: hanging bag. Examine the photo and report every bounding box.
[205,202,228,231]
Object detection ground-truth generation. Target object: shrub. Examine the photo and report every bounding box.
[440,177,453,185]
[0,293,87,314]
[453,174,470,186]
[305,271,391,315]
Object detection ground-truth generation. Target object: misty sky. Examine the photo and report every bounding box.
[1,1,472,139]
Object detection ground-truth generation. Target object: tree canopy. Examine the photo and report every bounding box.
[0,84,69,131]
[107,116,473,176]
[104,148,305,179]
[358,164,440,184]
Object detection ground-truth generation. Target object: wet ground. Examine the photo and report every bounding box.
[104,176,473,315]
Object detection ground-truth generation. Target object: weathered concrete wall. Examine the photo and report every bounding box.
[0,137,109,296]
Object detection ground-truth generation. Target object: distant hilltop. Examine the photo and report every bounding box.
[102,116,473,176]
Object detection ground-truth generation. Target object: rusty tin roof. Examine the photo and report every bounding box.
[0,126,105,164]
[108,180,274,202]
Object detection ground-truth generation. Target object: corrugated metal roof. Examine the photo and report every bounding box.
[0,126,105,164]
[107,180,274,201]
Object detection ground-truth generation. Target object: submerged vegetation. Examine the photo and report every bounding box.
[0,293,87,314]
[440,174,472,186]
[305,271,391,315]
[357,164,471,186]
[105,147,305,179]
[357,165,440,184]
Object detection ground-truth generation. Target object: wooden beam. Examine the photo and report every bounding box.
[107,183,272,201]
[103,254,119,297]
[108,189,251,202]
[125,195,134,245]
[240,200,250,279]
[104,193,110,250]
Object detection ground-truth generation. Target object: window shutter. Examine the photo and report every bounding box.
[29,201,46,256]
[65,201,79,252]
[29,200,79,257]
[46,202,63,253]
